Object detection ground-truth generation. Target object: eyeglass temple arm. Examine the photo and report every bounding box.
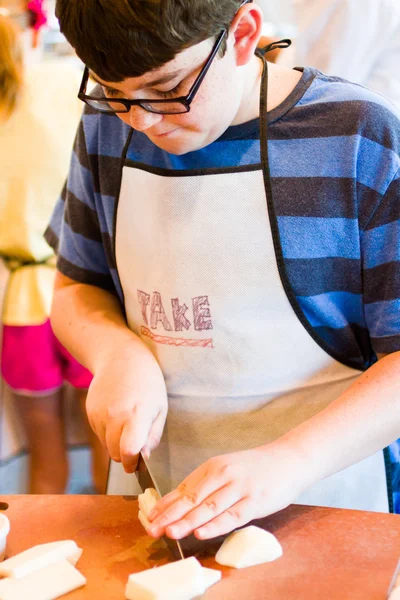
[78,66,89,96]
[186,30,227,103]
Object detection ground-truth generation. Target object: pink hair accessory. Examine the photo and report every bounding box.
[27,0,47,31]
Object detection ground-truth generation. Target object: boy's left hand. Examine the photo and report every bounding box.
[146,444,309,540]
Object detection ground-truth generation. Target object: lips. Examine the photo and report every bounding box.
[151,128,179,138]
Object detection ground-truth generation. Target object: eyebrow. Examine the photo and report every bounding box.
[89,69,184,91]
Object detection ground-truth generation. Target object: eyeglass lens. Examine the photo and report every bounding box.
[85,97,189,114]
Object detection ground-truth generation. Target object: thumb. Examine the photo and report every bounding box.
[142,408,168,458]
[119,416,151,473]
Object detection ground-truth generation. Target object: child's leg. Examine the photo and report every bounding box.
[58,338,109,494]
[76,387,109,494]
[12,390,69,493]
[1,323,69,494]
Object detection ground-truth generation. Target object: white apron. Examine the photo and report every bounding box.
[108,58,389,513]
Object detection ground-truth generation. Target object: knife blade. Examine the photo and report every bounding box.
[387,558,400,599]
[136,453,185,561]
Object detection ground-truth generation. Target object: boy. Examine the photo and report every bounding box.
[46,0,400,541]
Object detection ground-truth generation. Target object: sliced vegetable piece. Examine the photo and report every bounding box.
[389,588,400,600]
[125,556,220,600]
[215,525,282,569]
[138,488,161,532]
[138,510,152,533]
[0,540,82,579]
[0,515,10,562]
[139,488,160,515]
[0,559,86,600]
[200,567,222,588]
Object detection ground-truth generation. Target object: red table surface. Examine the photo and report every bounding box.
[1,495,400,599]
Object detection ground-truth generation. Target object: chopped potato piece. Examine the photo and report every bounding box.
[0,559,86,600]
[0,514,10,562]
[389,588,400,600]
[215,525,282,568]
[201,566,222,588]
[138,510,152,534]
[0,541,82,579]
[138,488,161,532]
[125,556,221,600]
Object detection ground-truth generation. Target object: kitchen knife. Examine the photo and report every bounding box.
[387,558,400,599]
[136,453,185,561]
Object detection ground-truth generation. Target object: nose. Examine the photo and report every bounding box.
[126,105,164,131]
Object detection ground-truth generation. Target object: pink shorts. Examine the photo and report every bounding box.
[1,320,93,394]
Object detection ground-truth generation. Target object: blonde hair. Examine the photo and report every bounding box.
[0,15,23,120]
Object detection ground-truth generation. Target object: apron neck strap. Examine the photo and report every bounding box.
[256,50,272,211]
[258,38,292,57]
[256,47,285,280]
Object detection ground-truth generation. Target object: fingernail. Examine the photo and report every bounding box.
[148,509,157,521]
[195,528,208,540]
[168,527,178,539]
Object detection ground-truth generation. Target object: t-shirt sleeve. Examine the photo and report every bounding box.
[44,116,115,292]
[362,167,400,354]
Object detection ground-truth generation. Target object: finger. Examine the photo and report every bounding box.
[105,421,124,463]
[149,460,227,521]
[90,419,107,449]
[147,473,228,536]
[165,485,242,540]
[124,452,139,473]
[97,424,108,450]
[120,418,150,473]
[194,499,253,540]
[86,412,96,435]
[86,407,103,440]
[141,408,167,458]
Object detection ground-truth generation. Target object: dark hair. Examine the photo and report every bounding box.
[55,0,244,81]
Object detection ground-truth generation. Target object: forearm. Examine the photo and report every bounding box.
[50,272,157,375]
[274,352,400,488]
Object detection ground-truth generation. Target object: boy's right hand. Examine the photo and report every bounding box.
[85,343,168,473]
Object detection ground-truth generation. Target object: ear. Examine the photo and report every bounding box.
[229,3,264,66]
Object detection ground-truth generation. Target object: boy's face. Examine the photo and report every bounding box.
[91,35,253,155]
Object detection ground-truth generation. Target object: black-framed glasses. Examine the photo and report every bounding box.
[78,0,253,115]
[78,28,227,115]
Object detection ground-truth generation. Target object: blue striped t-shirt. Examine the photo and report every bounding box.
[45,66,400,371]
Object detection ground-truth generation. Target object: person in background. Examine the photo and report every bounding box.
[257,0,400,110]
[0,8,109,494]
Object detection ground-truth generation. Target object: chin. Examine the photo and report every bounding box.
[150,132,212,156]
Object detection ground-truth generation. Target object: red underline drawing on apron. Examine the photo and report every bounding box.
[141,326,214,348]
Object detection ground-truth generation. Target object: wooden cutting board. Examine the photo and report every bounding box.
[1,495,400,599]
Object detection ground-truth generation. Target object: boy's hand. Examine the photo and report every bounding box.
[145,444,308,540]
[85,344,168,473]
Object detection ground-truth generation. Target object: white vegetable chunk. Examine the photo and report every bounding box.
[125,556,221,600]
[138,510,152,533]
[0,540,82,579]
[215,525,282,568]
[199,567,222,588]
[0,559,86,600]
[389,588,400,600]
[0,515,10,562]
[138,488,161,533]
[138,488,161,517]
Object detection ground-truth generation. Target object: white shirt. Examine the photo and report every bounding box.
[261,0,400,110]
